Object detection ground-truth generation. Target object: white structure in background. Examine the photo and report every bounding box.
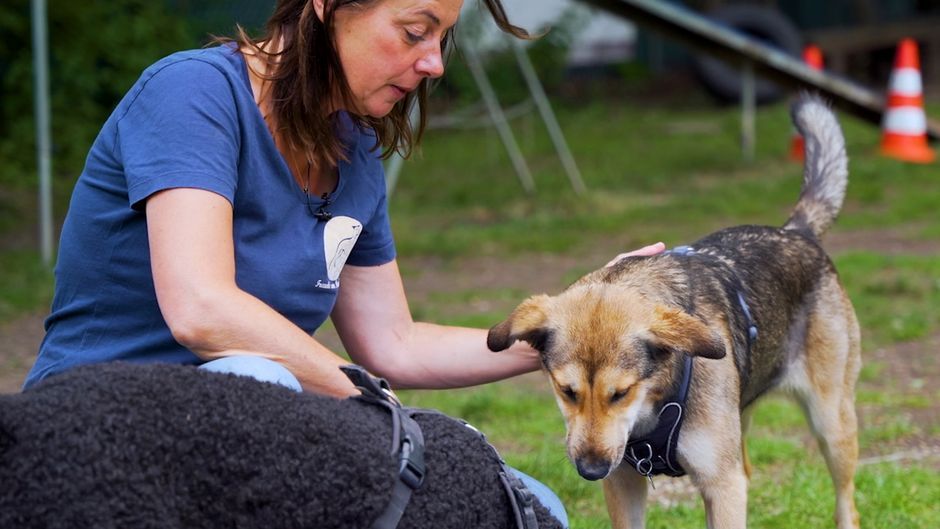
[501,0,637,68]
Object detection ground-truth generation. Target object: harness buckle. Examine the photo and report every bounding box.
[398,437,425,490]
[629,443,653,470]
[512,483,535,510]
[630,443,654,475]
[339,364,384,395]
[340,364,399,405]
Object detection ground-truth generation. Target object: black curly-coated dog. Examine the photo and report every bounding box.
[0,362,562,529]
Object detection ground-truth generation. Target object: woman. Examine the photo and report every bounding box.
[26,0,662,523]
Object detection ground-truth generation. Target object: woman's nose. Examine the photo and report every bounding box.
[415,44,445,78]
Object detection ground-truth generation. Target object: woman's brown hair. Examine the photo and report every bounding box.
[226,0,529,169]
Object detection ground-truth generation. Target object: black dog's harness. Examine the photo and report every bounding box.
[621,245,758,486]
[622,355,693,484]
[341,366,426,529]
[340,365,541,529]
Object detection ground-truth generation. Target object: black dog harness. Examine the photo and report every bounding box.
[622,355,693,483]
[621,245,758,485]
[341,366,425,529]
[340,365,541,529]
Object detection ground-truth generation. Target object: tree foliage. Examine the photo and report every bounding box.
[0,1,585,188]
[0,0,191,187]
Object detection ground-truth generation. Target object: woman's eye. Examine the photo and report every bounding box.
[404,28,425,43]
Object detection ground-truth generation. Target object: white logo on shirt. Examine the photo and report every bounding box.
[322,216,362,286]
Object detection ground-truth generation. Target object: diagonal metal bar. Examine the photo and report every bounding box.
[580,0,940,141]
[510,39,587,194]
[463,45,536,194]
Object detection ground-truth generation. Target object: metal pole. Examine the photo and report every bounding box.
[31,0,54,266]
[741,61,755,162]
[463,45,536,194]
[384,104,419,195]
[510,39,586,195]
[384,152,405,195]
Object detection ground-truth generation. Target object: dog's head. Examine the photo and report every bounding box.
[488,268,726,481]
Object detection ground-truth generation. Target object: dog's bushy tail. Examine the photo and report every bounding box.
[783,94,848,239]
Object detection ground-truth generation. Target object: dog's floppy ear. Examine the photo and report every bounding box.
[648,306,726,359]
[487,294,552,352]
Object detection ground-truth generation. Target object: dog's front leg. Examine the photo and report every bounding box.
[602,463,648,529]
[680,425,749,529]
[698,470,748,529]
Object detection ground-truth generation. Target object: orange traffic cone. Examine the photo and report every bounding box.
[790,45,825,161]
[880,38,935,163]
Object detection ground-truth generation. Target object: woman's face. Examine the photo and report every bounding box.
[322,0,463,117]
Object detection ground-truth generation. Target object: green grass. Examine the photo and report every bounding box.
[0,250,53,321]
[392,101,940,257]
[835,253,940,345]
[402,380,940,529]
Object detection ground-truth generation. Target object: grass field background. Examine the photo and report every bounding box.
[1,97,938,528]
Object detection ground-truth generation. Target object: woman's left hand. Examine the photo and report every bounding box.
[604,242,666,267]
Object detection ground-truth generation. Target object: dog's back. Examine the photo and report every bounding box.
[0,363,563,529]
[680,95,851,405]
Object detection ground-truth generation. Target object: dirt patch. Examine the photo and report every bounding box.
[860,333,940,454]
[824,226,940,256]
[0,312,45,393]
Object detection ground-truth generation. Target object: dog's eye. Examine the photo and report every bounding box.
[610,388,630,403]
[560,386,578,402]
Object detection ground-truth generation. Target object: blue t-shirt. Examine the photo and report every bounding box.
[24,45,396,388]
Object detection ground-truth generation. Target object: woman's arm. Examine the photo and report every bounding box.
[331,243,667,389]
[146,188,359,397]
[330,260,540,389]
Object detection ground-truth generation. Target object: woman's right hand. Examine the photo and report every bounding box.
[604,242,666,267]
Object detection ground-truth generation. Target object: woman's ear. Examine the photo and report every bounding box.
[487,295,552,352]
[311,0,326,22]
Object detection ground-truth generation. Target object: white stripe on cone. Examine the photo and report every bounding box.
[883,107,928,135]
[889,68,923,96]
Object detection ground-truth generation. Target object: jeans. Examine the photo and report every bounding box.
[200,356,569,527]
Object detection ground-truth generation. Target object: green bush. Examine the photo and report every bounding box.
[0,0,191,188]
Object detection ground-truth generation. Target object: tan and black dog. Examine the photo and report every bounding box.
[488,95,860,529]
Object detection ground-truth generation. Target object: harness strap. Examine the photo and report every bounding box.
[499,469,540,529]
[341,365,540,529]
[340,365,425,529]
[622,354,693,479]
[736,290,759,343]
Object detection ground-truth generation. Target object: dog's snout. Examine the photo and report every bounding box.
[575,456,612,481]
